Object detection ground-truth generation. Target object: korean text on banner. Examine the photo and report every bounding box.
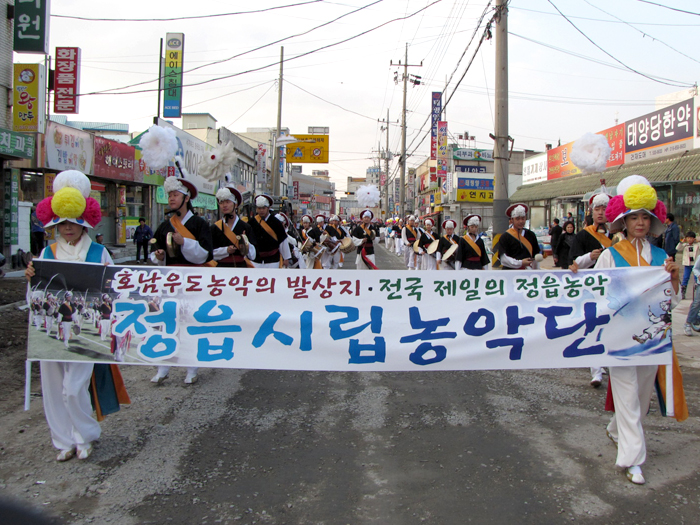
[28,262,674,372]
[163,33,185,118]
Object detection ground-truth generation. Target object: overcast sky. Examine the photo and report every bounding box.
[25,0,700,191]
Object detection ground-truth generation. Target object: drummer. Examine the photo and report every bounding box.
[212,185,257,268]
[324,214,346,269]
[276,212,306,269]
[417,218,438,270]
[298,214,322,269]
[402,216,420,270]
[455,214,489,270]
[436,219,460,270]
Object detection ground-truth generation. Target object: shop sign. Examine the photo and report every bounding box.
[522,152,547,185]
[44,121,93,173]
[437,121,448,177]
[456,178,494,203]
[54,47,81,114]
[94,136,135,182]
[13,63,46,133]
[453,148,493,162]
[0,127,35,159]
[13,0,50,54]
[455,166,486,173]
[163,33,185,118]
[625,98,694,164]
[3,169,19,245]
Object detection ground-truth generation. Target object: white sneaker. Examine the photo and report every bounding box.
[150,372,168,384]
[184,373,198,384]
[626,465,645,485]
[77,443,93,460]
[684,324,693,337]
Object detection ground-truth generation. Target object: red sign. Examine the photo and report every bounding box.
[94,137,136,181]
[293,181,299,199]
[54,47,81,114]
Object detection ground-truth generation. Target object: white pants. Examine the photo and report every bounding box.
[40,361,100,451]
[45,316,54,336]
[355,253,376,270]
[606,365,658,468]
[404,248,417,269]
[396,241,403,256]
[421,254,437,271]
[252,261,280,269]
[100,319,111,341]
[61,321,72,347]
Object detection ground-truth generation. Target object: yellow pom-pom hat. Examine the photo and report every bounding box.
[607,175,666,235]
[36,170,101,229]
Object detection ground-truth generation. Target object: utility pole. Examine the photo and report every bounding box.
[271,46,284,197]
[378,109,394,217]
[391,44,422,219]
[492,0,510,237]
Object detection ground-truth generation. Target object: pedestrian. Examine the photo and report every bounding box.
[24,169,129,462]
[30,206,46,256]
[150,175,214,385]
[553,221,576,269]
[498,203,540,269]
[132,217,153,264]
[675,231,697,299]
[663,213,680,260]
[595,175,687,485]
[549,218,562,259]
[683,250,700,336]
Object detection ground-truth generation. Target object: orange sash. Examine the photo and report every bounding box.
[169,215,217,267]
[215,220,254,268]
[611,239,650,266]
[584,224,612,248]
[461,233,481,257]
[506,228,532,256]
[255,214,278,241]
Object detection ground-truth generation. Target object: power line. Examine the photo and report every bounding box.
[634,0,700,16]
[512,5,700,25]
[286,80,377,121]
[51,1,324,22]
[546,0,694,88]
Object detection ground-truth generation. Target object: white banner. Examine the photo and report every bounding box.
[28,261,674,372]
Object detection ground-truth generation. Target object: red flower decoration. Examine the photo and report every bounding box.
[652,200,667,223]
[83,197,102,227]
[36,198,55,225]
[604,195,626,223]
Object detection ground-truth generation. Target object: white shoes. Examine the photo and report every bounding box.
[626,465,645,485]
[56,447,76,462]
[684,324,693,336]
[184,372,198,384]
[77,443,93,460]
[151,372,168,384]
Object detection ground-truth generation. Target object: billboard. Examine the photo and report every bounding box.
[431,92,441,160]
[456,177,494,203]
[547,124,626,180]
[522,152,548,185]
[285,134,329,163]
[453,148,493,162]
[437,121,448,177]
[54,47,81,114]
[94,137,136,182]
[625,98,694,164]
[13,63,45,133]
[0,128,35,159]
[43,121,94,173]
[163,33,185,118]
[14,0,50,54]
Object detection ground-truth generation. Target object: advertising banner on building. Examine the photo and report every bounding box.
[54,47,81,114]
[3,170,19,245]
[437,121,448,177]
[455,166,487,173]
[13,63,46,133]
[163,33,185,118]
[453,149,493,162]
[285,134,329,163]
[13,0,50,54]
[94,137,136,182]
[27,262,673,372]
[456,178,494,203]
[547,124,627,180]
[257,143,267,185]
[522,152,548,185]
[625,98,694,164]
[431,92,441,160]
[0,128,35,159]
[43,121,94,173]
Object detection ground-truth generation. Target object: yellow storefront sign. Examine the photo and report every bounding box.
[285,134,329,163]
[13,63,46,133]
[456,189,494,203]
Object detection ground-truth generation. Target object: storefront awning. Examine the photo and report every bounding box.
[510,148,700,202]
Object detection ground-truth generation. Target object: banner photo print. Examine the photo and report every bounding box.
[28,261,674,372]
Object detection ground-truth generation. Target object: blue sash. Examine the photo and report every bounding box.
[609,244,666,267]
[43,241,105,263]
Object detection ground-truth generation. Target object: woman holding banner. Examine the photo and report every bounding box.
[594,175,687,485]
[25,170,129,462]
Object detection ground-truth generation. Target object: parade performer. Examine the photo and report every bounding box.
[57,292,75,349]
[455,215,489,270]
[352,210,378,269]
[497,203,540,270]
[402,216,420,270]
[298,214,322,269]
[276,212,306,269]
[325,215,346,269]
[569,189,614,387]
[248,194,291,268]
[212,185,256,268]
[25,170,129,462]
[417,218,438,271]
[150,174,214,385]
[595,174,687,485]
[43,293,56,337]
[436,219,460,270]
[393,219,404,257]
[98,294,112,342]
